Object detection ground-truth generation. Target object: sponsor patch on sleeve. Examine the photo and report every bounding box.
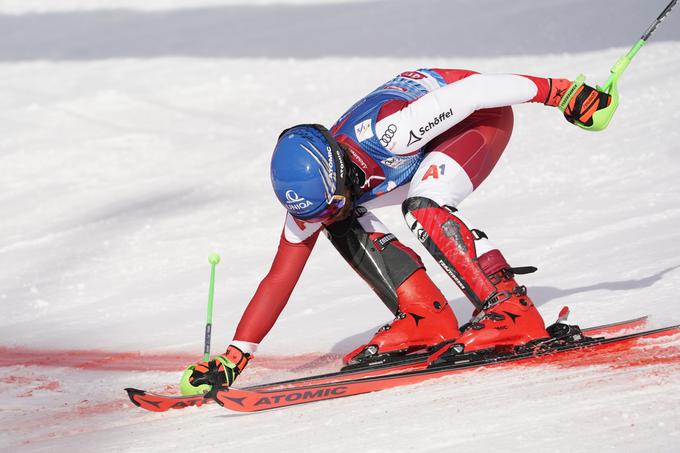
[354,119,374,142]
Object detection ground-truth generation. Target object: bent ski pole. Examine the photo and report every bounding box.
[560,0,677,131]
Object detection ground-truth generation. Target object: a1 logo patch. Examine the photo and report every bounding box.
[421,164,446,181]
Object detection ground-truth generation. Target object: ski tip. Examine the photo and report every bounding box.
[125,387,146,396]
[125,388,146,407]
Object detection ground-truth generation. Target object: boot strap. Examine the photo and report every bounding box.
[507,266,537,275]
[468,290,513,324]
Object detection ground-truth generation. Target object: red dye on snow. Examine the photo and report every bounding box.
[567,343,680,369]
[507,332,680,374]
[35,380,61,391]
[0,346,335,372]
[75,399,129,415]
[0,329,677,374]
[1,374,61,397]
[0,375,37,385]
[0,347,195,371]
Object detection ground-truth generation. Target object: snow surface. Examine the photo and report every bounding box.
[1,0,680,451]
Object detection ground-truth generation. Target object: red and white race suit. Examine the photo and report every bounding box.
[231,69,570,354]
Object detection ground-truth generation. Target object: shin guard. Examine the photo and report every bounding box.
[326,213,424,315]
[402,197,496,310]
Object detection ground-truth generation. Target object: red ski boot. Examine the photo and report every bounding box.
[344,269,460,365]
[455,250,549,352]
[401,197,548,357]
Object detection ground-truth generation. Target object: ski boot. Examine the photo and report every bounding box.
[455,249,549,352]
[344,269,460,365]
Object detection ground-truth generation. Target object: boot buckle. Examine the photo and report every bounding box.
[483,290,512,310]
[513,285,527,297]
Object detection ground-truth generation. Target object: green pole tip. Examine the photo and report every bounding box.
[208,253,221,265]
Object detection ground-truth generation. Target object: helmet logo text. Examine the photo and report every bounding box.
[285,190,313,211]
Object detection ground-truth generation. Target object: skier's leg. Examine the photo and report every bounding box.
[325,209,459,363]
[325,209,420,315]
[402,107,548,350]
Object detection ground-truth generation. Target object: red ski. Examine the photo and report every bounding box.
[211,322,679,412]
[126,388,208,412]
[126,316,648,412]
[248,315,648,391]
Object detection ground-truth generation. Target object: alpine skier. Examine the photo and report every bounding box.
[186,68,612,391]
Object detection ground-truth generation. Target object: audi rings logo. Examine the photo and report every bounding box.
[380,124,397,147]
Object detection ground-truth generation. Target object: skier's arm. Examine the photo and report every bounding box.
[376,70,572,155]
[431,69,611,129]
[185,216,321,392]
[230,215,322,354]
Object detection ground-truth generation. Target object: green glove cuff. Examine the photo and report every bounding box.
[558,74,586,113]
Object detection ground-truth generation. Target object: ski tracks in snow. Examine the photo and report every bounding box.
[2,336,680,450]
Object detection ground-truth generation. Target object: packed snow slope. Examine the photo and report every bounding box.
[1,0,680,60]
[1,0,680,451]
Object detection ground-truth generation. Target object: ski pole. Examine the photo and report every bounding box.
[203,253,221,361]
[179,252,221,395]
[559,0,678,131]
[601,0,677,93]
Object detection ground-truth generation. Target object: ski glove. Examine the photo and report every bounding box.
[189,345,251,389]
[562,82,612,127]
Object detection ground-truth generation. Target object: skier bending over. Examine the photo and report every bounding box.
[186,68,612,390]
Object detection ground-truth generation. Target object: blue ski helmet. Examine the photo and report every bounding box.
[271,124,348,222]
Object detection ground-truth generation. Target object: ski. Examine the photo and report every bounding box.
[211,322,679,412]
[125,388,209,412]
[125,316,647,412]
[246,315,648,391]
